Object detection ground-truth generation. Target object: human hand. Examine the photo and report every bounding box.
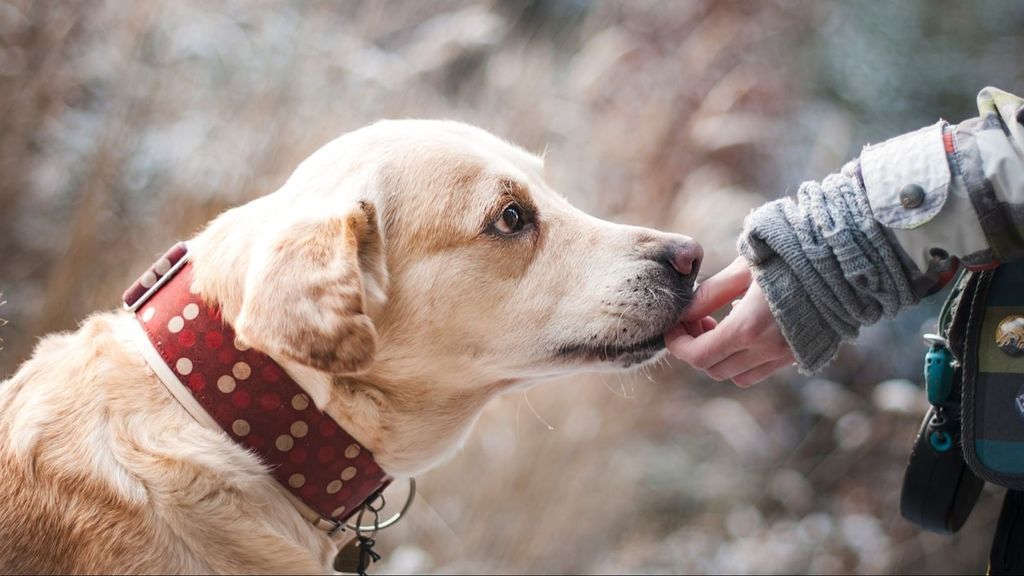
[665,257,795,387]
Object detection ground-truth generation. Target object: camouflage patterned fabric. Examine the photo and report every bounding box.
[951,88,1024,268]
[861,87,1024,293]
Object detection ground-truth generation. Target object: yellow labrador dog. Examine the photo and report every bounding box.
[0,120,701,573]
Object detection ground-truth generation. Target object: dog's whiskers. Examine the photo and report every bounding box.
[608,300,640,359]
[521,390,554,431]
[514,394,523,446]
[640,363,656,385]
[605,372,634,399]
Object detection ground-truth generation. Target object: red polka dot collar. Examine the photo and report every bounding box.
[123,243,389,533]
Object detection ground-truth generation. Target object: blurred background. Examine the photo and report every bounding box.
[2,0,1023,573]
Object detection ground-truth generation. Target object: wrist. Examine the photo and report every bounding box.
[743,253,841,374]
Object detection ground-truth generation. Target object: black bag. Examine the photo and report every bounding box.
[900,270,984,533]
[900,262,1024,573]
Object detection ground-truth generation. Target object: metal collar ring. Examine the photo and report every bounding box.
[346,478,416,533]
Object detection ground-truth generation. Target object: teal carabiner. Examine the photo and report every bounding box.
[923,334,955,406]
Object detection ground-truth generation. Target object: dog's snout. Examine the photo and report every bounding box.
[664,237,703,278]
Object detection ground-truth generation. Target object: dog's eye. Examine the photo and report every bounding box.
[494,203,525,235]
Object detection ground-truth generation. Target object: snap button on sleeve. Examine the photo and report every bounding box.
[860,121,950,229]
[899,184,926,209]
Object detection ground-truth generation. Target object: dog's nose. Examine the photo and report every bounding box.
[665,237,703,278]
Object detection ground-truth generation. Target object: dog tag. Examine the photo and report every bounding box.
[333,538,362,574]
[333,535,381,575]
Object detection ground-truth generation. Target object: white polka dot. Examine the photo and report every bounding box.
[168,316,184,333]
[154,257,171,275]
[140,270,157,289]
[182,303,200,320]
[217,375,236,393]
[232,362,251,380]
[326,480,343,494]
[175,357,193,375]
[142,307,156,322]
[288,473,305,488]
[341,466,357,481]
[189,282,201,295]
[275,435,294,452]
[291,394,310,411]
[234,338,250,352]
[231,419,250,436]
[291,421,308,438]
[331,506,347,518]
[344,444,361,459]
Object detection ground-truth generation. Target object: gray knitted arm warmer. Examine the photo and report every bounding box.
[737,162,920,373]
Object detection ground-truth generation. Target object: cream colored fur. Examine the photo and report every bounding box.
[0,120,697,573]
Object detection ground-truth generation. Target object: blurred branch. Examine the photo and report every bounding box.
[0,293,7,351]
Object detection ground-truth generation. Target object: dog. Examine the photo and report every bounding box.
[0,120,701,573]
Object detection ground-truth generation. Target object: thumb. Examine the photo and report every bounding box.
[681,256,753,321]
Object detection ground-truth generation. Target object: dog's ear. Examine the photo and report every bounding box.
[234,201,385,374]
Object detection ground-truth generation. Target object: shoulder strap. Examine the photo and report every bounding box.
[991,489,1024,574]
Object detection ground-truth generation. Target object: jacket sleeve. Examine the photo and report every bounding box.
[737,87,1024,373]
[860,87,1024,286]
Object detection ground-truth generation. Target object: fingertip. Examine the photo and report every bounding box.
[727,255,753,277]
[681,260,753,321]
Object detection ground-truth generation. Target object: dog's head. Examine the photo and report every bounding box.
[190,120,700,473]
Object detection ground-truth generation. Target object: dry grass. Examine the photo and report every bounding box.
[1,1,1021,573]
